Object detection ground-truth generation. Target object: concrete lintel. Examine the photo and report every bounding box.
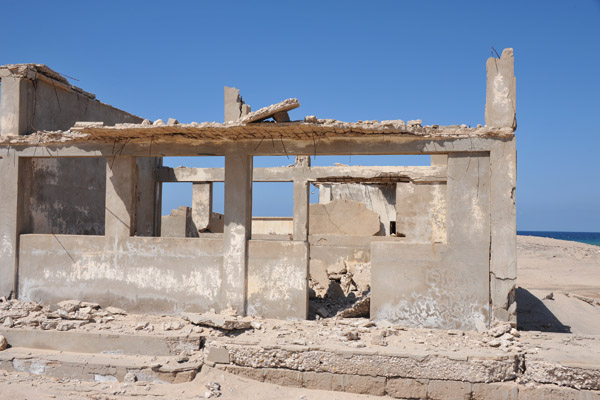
[105,156,137,238]
[156,165,447,183]
[0,76,33,136]
[222,149,253,314]
[5,136,502,158]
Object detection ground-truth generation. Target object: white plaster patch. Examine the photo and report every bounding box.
[374,268,486,330]
[0,233,13,257]
[12,359,47,375]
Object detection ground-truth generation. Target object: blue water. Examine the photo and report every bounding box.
[518,231,600,247]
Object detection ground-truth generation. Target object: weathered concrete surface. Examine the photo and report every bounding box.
[224,86,250,123]
[309,199,380,236]
[490,138,517,323]
[161,206,197,237]
[329,183,396,236]
[251,217,293,235]
[105,156,137,237]
[0,151,23,297]
[0,64,142,136]
[395,181,446,242]
[222,149,253,313]
[23,158,106,235]
[0,328,200,356]
[0,347,200,383]
[239,98,299,124]
[18,235,225,313]
[486,48,516,129]
[372,153,491,330]
[192,183,212,232]
[247,240,308,319]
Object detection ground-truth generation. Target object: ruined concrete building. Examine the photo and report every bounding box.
[0,49,517,331]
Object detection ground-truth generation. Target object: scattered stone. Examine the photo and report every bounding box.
[167,118,179,126]
[489,323,512,338]
[123,372,137,383]
[57,300,81,313]
[544,292,554,300]
[205,382,222,398]
[304,115,317,123]
[105,307,127,315]
[474,319,488,333]
[371,333,387,346]
[182,313,251,331]
[509,328,520,338]
[153,119,164,126]
[488,339,501,348]
[141,119,151,126]
[336,295,370,318]
[250,321,262,330]
[0,335,7,351]
[135,322,149,331]
[3,317,13,328]
[407,119,422,127]
[344,331,360,341]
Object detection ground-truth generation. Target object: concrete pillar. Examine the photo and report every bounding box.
[485,48,516,129]
[105,156,137,238]
[446,152,491,328]
[223,149,253,313]
[0,76,33,136]
[0,151,25,297]
[318,184,332,204]
[293,179,309,241]
[224,87,251,123]
[430,154,448,166]
[192,182,213,232]
[490,138,517,323]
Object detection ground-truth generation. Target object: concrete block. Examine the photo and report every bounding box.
[485,48,516,128]
[293,179,309,240]
[206,347,230,364]
[309,199,380,236]
[471,382,517,400]
[247,240,308,319]
[222,365,266,382]
[273,111,290,122]
[224,87,249,122]
[427,379,471,400]
[262,368,303,388]
[192,182,212,232]
[386,377,428,399]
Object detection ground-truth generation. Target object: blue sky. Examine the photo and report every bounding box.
[2,1,599,231]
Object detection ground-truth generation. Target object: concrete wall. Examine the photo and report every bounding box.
[324,183,396,236]
[24,158,106,235]
[18,235,225,313]
[371,152,491,330]
[395,182,447,243]
[252,217,293,235]
[247,240,308,319]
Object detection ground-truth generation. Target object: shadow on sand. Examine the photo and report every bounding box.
[516,287,571,333]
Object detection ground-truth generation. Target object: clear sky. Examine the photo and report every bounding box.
[2,1,599,232]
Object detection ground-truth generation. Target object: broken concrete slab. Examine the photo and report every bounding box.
[239,98,300,124]
[309,199,380,236]
[181,313,251,331]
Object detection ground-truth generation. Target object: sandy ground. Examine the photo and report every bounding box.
[0,235,598,399]
[517,235,600,334]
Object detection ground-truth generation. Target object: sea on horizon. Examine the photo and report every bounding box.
[518,231,600,247]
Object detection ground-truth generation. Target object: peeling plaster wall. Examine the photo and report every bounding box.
[247,240,308,319]
[18,235,225,313]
